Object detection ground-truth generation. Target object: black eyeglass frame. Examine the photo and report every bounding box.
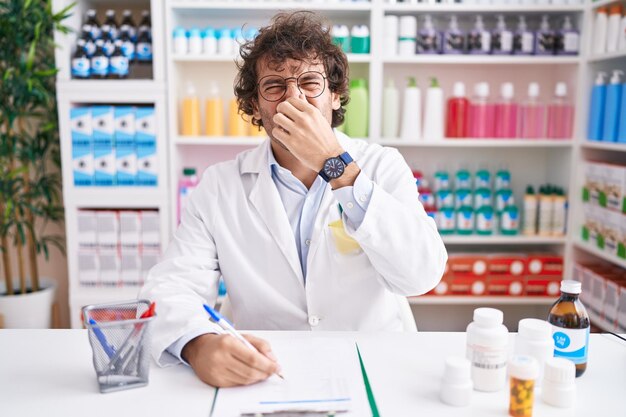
[256,71,328,102]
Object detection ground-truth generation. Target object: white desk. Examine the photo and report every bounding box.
[1,330,624,416]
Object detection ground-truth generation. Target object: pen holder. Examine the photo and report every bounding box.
[82,300,156,393]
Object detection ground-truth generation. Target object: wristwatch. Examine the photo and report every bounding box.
[318,151,354,182]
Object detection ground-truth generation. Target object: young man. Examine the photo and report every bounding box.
[140,11,447,388]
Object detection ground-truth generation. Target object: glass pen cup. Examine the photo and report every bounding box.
[82,300,156,393]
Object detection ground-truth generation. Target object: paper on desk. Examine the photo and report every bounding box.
[210,337,371,417]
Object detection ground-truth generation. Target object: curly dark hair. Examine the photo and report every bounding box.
[234,11,350,128]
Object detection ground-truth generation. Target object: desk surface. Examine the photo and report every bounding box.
[0,330,624,417]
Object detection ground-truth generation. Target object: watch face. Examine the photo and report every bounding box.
[323,157,345,179]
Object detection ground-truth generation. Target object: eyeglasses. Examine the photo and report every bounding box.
[257,71,327,102]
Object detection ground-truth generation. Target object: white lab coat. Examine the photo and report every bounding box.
[140,132,447,365]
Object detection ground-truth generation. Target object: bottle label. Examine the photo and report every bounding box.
[103,41,115,57]
[564,33,579,53]
[110,56,129,76]
[552,326,589,364]
[493,31,513,52]
[136,43,153,61]
[121,41,135,60]
[467,343,507,370]
[71,57,90,78]
[84,40,96,58]
[91,56,109,76]
[476,211,494,231]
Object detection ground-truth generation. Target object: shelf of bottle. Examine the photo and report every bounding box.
[588,50,626,63]
[574,240,626,269]
[382,4,585,13]
[375,138,573,148]
[57,80,165,95]
[66,187,167,209]
[382,55,581,65]
[581,141,626,152]
[171,53,370,63]
[408,295,555,306]
[590,0,622,11]
[442,235,566,245]
[169,1,372,12]
[175,136,265,145]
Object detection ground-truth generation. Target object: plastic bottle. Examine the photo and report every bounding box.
[587,72,608,141]
[434,169,450,191]
[71,39,91,79]
[593,8,609,55]
[417,15,442,54]
[515,319,554,385]
[90,39,109,79]
[344,78,369,138]
[101,9,118,40]
[173,27,188,55]
[119,31,135,61]
[456,206,475,235]
[466,308,509,392]
[446,82,469,138]
[476,206,495,235]
[178,168,199,224]
[523,186,537,236]
[218,28,234,56]
[519,83,546,139]
[138,10,151,38]
[229,98,248,136]
[541,358,576,408]
[474,187,492,209]
[548,280,590,377]
[437,208,456,235]
[418,179,436,212]
[494,83,518,138]
[351,25,370,54]
[400,77,422,141]
[181,82,201,136]
[135,28,152,63]
[602,70,624,142]
[85,9,101,40]
[495,166,511,190]
[440,356,472,407]
[332,24,350,53]
[491,15,513,55]
[79,24,96,58]
[547,82,574,139]
[443,15,465,54]
[606,5,623,53]
[535,15,555,56]
[455,167,472,189]
[475,167,490,189]
[102,30,115,58]
[496,188,514,212]
[437,189,454,209]
[109,40,129,79]
[119,9,136,42]
[555,16,579,56]
[508,356,539,417]
[538,185,553,236]
[205,81,224,136]
[552,187,567,237]
[188,28,202,55]
[501,205,520,235]
[398,16,417,56]
[202,28,217,55]
[455,188,473,209]
[383,15,399,57]
[513,16,534,55]
[619,77,626,143]
[382,79,399,138]
[468,15,491,55]
[423,77,444,140]
[471,82,495,138]
[618,11,626,51]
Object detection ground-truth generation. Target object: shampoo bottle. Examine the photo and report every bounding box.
[423,77,444,141]
[535,15,555,56]
[491,15,513,55]
[494,82,518,138]
[468,15,491,55]
[519,82,546,139]
[400,77,422,141]
[547,82,574,139]
[382,79,400,139]
[593,8,609,55]
[446,81,470,138]
[181,82,201,136]
[443,15,465,54]
[345,78,369,138]
[602,70,624,142]
[205,81,224,136]
[417,15,442,54]
[513,16,534,56]
[606,5,623,53]
[555,16,579,56]
[471,82,495,138]
[587,72,608,141]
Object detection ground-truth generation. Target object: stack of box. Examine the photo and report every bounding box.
[574,262,626,332]
[70,105,157,187]
[582,161,626,260]
[77,209,161,287]
[426,253,563,297]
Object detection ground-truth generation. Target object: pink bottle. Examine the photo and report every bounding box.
[470,82,495,138]
[519,82,546,139]
[547,82,574,139]
[494,82,519,138]
[178,167,199,224]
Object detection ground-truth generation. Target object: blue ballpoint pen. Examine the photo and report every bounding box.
[89,318,116,359]
[203,304,284,379]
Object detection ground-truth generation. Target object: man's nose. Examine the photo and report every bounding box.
[283,80,300,99]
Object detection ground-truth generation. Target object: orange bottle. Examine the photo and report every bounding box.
[228,98,248,136]
[205,81,224,136]
[181,82,201,136]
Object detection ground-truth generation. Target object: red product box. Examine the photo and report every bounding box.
[604,278,626,329]
[447,255,488,277]
[527,254,564,276]
[488,254,527,276]
[446,274,487,296]
[486,275,525,296]
[587,267,622,317]
[525,275,562,297]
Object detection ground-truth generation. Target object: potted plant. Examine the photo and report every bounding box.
[0,0,73,328]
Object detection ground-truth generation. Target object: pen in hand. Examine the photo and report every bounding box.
[203,304,284,380]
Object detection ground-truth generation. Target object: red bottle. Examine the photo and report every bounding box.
[446,82,470,138]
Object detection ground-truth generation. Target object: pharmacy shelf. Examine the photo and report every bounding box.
[175,136,265,146]
[581,141,626,152]
[382,55,581,65]
[169,1,372,12]
[588,50,626,63]
[442,235,566,245]
[57,80,166,96]
[574,240,626,269]
[590,0,622,11]
[382,4,585,13]
[171,53,371,63]
[587,308,618,333]
[66,188,166,209]
[375,139,574,148]
[408,296,555,306]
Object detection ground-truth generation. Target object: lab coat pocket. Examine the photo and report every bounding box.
[328,219,363,256]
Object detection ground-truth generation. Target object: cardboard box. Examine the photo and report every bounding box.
[140,210,161,250]
[446,275,487,296]
[120,248,142,286]
[601,163,626,213]
[525,275,562,297]
[96,211,119,249]
[488,254,527,276]
[601,208,622,257]
[135,107,157,186]
[447,255,488,277]
[98,250,120,286]
[77,250,98,286]
[77,210,97,249]
[618,281,626,332]
[92,106,115,186]
[486,274,525,296]
[70,107,94,186]
[527,254,563,276]
[141,250,160,282]
[114,106,136,186]
[119,211,141,248]
[603,278,626,330]
[583,161,603,206]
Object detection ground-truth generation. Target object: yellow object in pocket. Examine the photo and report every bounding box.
[328,219,362,255]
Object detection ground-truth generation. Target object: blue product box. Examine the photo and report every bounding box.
[115,106,136,186]
[92,106,115,186]
[70,107,94,186]
[135,107,157,186]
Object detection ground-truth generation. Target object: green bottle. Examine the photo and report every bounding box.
[344,78,369,138]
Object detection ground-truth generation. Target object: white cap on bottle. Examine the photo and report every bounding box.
[453,82,466,98]
[501,83,514,99]
[475,82,490,98]
[473,307,504,327]
[542,357,576,408]
[399,15,417,37]
[440,356,472,407]
[555,82,568,97]
[518,318,552,341]
[508,355,539,381]
[560,280,581,294]
[528,82,540,98]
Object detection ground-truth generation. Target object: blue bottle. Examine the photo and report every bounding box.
[587,72,607,141]
[602,70,624,142]
[618,79,626,143]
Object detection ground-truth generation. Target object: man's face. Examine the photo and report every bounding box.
[252,57,341,143]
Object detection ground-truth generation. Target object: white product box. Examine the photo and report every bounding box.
[604,279,626,330]
[583,204,601,245]
[602,163,626,213]
[578,264,592,305]
[77,250,98,286]
[135,107,158,186]
[141,250,161,281]
[120,248,142,286]
[588,268,607,317]
[70,107,94,186]
[114,106,136,186]
[141,210,161,250]
[98,250,120,286]
[96,211,119,248]
[77,210,97,248]
[120,211,141,248]
[92,106,116,186]
[618,283,626,332]
[602,208,622,257]
[583,161,603,206]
